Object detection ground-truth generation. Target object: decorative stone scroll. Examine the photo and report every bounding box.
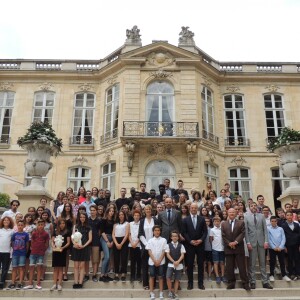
[125,142,136,176]
[206,150,215,162]
[186,141,197,176]
[231,155,246,166]
[265,85,280,92]
[78,83,94,92]
[107,75,118,85]
[146,52,175,67]
[72,155,88,165]
[0,82,14,91]
[148,143,172,157]
[104,149,113,162]
[202,76,212,88]
[38,82,54,91]
[179,26,195,46]
[226,85,240,93]
[149,69,173,79]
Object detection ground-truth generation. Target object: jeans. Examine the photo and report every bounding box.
[100,234,112,275]
[269,249,286,277]
[0,253,11,283]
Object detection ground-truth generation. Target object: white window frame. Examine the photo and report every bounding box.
[104,84,119,141]
[101,162,116,199]
[0,91,14,144]
[204,162,218,192]
[228,167,251,200]
[72,92,95,145]
[68,167,91,191]
[33,91,55,124]
[264,94,285,139]
[271,167,290,191]
[224,94,247,146]
[201,86,214,135]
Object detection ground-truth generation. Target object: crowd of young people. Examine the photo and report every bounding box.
[0,179,299,300]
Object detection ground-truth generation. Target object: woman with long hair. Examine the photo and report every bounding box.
[202,181,215,201]
[97,205,105,219]
[50,191,65,221]
[91,187,100,202]
[71,212,92,289]
[77,186,87,205]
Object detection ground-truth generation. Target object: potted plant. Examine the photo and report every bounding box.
[17,121,63,189]
[0,192,10,216]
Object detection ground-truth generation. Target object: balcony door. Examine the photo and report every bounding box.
[146,81,174,136]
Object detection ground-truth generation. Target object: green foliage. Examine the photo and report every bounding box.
[0,193,10,207]
[267,127,300,152]
[17,121,63,153]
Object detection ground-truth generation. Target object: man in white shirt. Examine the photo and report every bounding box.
[1,200,20,221]
[214,189,226,210]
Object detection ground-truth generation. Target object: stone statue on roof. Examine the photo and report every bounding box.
[125,25,142,45]
[179,26,195,46]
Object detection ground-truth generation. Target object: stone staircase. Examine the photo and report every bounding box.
[1,260,300,298]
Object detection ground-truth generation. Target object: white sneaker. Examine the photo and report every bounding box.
[50,284,56,291]
[35,284,42,290]
[150,292,155,300]
[159,292,164,299]
[23,285,34,290]
[57,284,62,291]
[283,276,291,282]
[269,275,275,282]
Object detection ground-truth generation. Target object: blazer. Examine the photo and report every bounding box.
[244,212,268,247]
[182,214,207,245]
[138,217,158,250]
[221,219,245,254]
[281,221,300,247]
[157,208,182,241]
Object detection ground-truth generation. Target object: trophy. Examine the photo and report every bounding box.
[53,235,64,252]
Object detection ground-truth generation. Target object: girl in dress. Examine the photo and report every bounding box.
[71,212,92,289]
[50,219,71,291]
[112,210,129,282]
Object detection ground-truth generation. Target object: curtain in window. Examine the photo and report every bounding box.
[85,109,93,143]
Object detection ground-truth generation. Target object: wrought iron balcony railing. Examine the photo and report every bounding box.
[100,128,118,143]
[69,136,94,145]
[202,130,219,144]
[0,136,10,144]
[123,122,199,138]
[225,137,250,147]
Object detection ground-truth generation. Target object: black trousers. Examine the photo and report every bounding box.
[0,253,11,283]
[186,244,204,285]
[286,245,300,276]
[141,249,149,287]
[113,237,129,274]
[130,247,141,279]
[269,249,286,276]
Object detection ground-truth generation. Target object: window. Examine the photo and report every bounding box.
[202,86,214,137]
[68,167,91,192]
[264,94,285,139]
[224,94,247,146]
[229,167,251,200]
[33,92,55,124]
[102,162,116,199]
[271,167,290,209]
[0,91,14,144]
[103,84,119,142]
[146,81,174,136]
[204,162,218,192]
[72,93,95,144]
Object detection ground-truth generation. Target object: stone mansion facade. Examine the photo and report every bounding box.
[0,26,299,210]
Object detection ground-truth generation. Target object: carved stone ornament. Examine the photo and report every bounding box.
[206,150,215,162]
[125,142,136,176]
[125,25,142,45]
[78,83,94,92]
[0,82,14,91]
[202,76,212,87]
[226,85,240,93]
[265,85,280,92]
[38,82,54,91]
[146,52,175,67]
[179,26,195,46]
[149,69,173,79]
[148,143,172,157]
[107,75,118,85]
[104,149,113,162]
[72,155,88,165]
[231,155,246,166]
[186,141,197,176]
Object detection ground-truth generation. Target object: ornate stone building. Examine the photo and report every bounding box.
[0,26,299,210]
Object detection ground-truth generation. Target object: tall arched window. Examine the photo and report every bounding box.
[146,81,174,136]
[0,91,14,144]
[68,167,91,191]
[204,162,218,192]
[228,167,251,200]
[202,86,214,138]
[33,91,55,124]
[101,162,116,199]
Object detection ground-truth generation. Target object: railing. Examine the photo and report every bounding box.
[202,130,219,144]
[76,63,100,71]
[69,136,94,145]
[0,136,10,144]
[225,137,250,147]
[220,65,243,72]
[36,62,62,70]
[257,65,282,72]
[0,62,20,69]
[123,122,199,137]
[100,128,118,143]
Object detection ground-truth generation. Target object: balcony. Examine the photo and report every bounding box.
[123,121,199,138]
[100,129,118,145]
[0,136,10,149]
[225,137,251,151]
[69,136,94,149]
[202,130,219,145]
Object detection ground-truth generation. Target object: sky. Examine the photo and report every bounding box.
[0,0,299,62]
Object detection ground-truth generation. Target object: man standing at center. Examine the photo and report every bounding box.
[182,203,207,290]
[244,201,273,289]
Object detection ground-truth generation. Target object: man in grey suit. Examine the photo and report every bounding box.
[244,201,273,289]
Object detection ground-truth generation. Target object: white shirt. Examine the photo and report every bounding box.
[210,226,224,251]
[146,236,167,266]
[214,197,225,210]
[0,228,14,252]
[56,204,64,218]
[165,242,186,270]
[140,218,155,247]
[1,209,20,221]
[114,221,128,237]
[129,221,140,248]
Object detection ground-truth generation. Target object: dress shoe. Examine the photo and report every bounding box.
[250,283,256,289]
[187,283,193,290]
[198,284,205,290]
[263,283,273,289]
[226,283,235,290]
[243,284,251,291]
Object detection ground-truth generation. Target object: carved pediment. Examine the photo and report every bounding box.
[145,52,175,67]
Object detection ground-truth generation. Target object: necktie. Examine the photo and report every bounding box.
[167,209,171,222]
[254,214,257,226]
[230,220,234,232]
[193,215,197,229]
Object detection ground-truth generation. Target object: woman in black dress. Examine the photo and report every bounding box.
[71,212,92,289]
[51,219,71,291]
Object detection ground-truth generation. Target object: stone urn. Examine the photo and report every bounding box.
[274,142,300,204]
[21,141,59,189]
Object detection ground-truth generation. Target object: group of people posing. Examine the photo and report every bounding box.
[0,179,299,300]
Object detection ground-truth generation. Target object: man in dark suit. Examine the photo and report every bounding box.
[164,178,176,198]
[182,203,207,290]
[221,208,250,290]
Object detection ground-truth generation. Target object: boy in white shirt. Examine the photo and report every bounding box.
[165,230,185,300]
[210,217,225,283]
[146,225,167,300]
